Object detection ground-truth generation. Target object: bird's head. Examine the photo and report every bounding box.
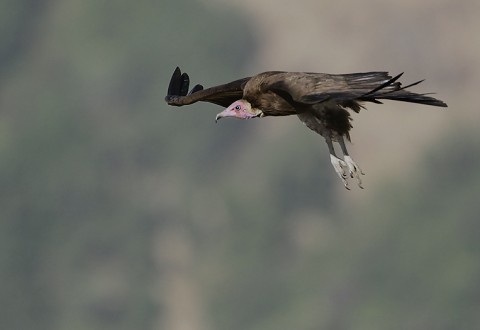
[215,100,264,123]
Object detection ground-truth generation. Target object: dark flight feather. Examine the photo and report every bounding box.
[165,67,250,107]
[167,67,183,96]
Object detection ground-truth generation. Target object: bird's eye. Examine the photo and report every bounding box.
[235,105,241,110]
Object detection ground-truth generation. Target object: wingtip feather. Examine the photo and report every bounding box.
[180,73,190,96]
[167,67,182,95]
[167,66,191,97]
[188,84,204,95]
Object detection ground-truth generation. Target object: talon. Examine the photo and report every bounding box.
[330,154,349,187]
[344,155,364,188]
[341,176,350,190]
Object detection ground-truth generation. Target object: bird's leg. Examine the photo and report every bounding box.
[325,135,349,189]
[337,135,364,189]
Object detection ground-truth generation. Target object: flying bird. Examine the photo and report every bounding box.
[165,67,447,189]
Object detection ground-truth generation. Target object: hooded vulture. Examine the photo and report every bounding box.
[165,67,447,189]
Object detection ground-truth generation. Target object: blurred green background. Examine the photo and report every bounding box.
[1,0,479,329]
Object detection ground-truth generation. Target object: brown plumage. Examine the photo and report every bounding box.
[165,67,447,189]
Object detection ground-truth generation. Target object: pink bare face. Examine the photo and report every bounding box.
[215,100,264,122]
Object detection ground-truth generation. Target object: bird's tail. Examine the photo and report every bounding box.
[357,73,447,107]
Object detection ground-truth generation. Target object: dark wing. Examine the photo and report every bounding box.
[264,72,447,112]
[165,67,251,107]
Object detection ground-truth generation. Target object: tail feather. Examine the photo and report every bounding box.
[373,91,447,107]
[358,73,447,107]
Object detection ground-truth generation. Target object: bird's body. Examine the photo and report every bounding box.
[165,67,447,189]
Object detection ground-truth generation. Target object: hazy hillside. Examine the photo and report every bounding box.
[0,1,479,330]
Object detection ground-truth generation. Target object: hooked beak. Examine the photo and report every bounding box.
[215,108,234,123]
[214,108,264,123]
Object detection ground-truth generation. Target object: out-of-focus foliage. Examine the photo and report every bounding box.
[0,1,254,329]
[0,1,479,330]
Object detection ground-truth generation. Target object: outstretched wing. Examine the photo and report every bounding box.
[264,71,447,112]
[165,67,251,107]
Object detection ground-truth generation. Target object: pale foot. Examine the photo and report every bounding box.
[330,154,349,189]
[344,155,365,189]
